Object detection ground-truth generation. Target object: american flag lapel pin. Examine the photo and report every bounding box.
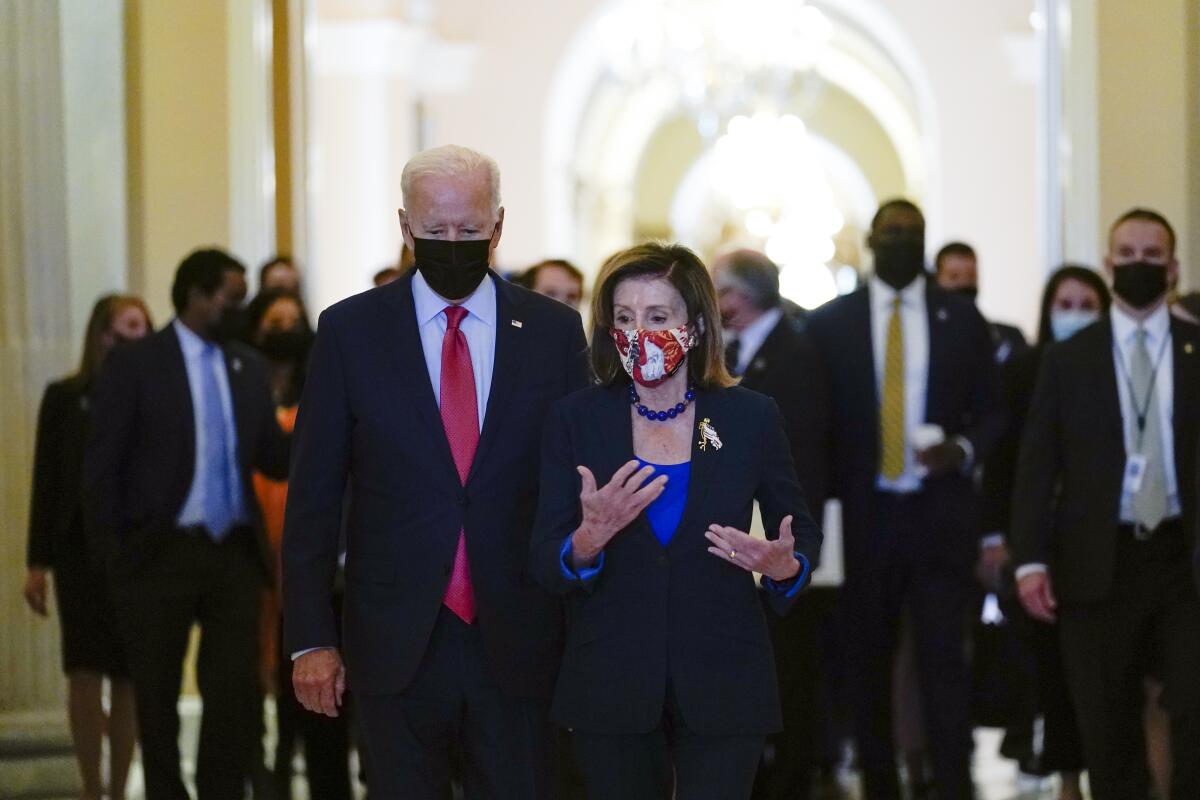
[511,319,523,328]
[936,308,949,322]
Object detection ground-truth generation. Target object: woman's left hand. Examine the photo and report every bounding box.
[705,516,800,582]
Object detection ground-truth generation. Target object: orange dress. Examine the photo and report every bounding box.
[255,405,298,688]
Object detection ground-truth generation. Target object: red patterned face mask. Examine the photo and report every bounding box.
[610,325,696,387]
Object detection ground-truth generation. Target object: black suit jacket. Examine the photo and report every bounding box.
[980,344,1046,535]
[805,283,1005,577]
[736,314,831,508]
[28,379,91,568]
[282,273,590,699]
[83,325,289,580]
[990,321,1029,365]
[1010,317,1200,603]
[529,385,822,736]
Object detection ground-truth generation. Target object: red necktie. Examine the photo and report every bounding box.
[440,305,478,623]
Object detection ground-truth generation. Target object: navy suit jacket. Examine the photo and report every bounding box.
[529,385,822,736]
[805,283,1005,578]
[83,326,289,580]
[282,272,590,699]
[1011,318,1200,602]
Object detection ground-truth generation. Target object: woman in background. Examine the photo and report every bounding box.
[980,266,1110,800]
[24,294,152,800]
[245,289,353,800]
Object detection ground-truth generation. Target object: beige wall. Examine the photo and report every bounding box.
[1095,0,1195,279]
[126,0,233,321]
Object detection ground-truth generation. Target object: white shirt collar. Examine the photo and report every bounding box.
[411,269,497,328]
[1111,301,1170,348]
[173,318,214,357]
[734,306,783,346]
[870,273,926,309]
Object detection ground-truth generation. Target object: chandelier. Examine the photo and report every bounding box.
[597,0,834,135]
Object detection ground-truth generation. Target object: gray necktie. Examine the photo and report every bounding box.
[1131,327,1168,530]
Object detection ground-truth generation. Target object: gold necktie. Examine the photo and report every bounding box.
[881,296,906,480]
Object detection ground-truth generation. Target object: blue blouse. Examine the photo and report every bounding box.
[638,459,691,547]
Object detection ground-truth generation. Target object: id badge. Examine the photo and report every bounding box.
[1123,454,1148,494]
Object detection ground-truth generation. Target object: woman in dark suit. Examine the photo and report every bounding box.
[530,243,822,800]
[24,294,152,800]
[979,265,1109,800]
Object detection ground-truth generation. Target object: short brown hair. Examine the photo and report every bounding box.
[589,242,736,389]
[1109,207,1176,256]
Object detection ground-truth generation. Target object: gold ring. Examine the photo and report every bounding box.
[729,549,737,559]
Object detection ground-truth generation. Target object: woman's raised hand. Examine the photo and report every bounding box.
[704,515,801,582]
[570,460,667,567]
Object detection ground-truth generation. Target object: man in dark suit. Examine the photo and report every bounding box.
[934,241,1028,367]
[711,249,838,799]
[284,145,590,799]
[1012,208,1200,800]
[805,200,1005,799]
[84,249,290,799]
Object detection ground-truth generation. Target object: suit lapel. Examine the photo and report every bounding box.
[1089,323,1125,457]
[741,318,784,385]
[669,388,721,552]
[467,274,528,486]
[163,326,197,471]
[925,285,950,424]
[222,348,253,469]
[1171,319,1199,476]
[379,276,460,485]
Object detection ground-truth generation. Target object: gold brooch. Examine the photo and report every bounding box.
[698,418,723,451]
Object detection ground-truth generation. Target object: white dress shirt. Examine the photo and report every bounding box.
[869,276,930,493]
[1016,302,1180,581]
[726,306,784,375]
[1111,303,1180,522]
[173,319,247,528]
[411,270,497,432]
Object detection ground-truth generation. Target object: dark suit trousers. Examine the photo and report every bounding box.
[842,492,974,800]
[274,605,353,800]
[753,587,843,800]
[355,606,556,800]
[1058,520,1200,800]
[572,681,764,800]
[112,528,262,800]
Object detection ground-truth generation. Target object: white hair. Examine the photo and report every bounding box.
[401,144,501,218]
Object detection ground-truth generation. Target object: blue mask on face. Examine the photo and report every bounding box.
[1050,309,1099,342]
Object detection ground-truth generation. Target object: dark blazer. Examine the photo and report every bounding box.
[529,385,822,736]
[980,344,1045,534]
[736,314,831,508]
[83,325,289,580]
[1010,317,1200,603]
[804,283,1005,575]
[282,272,590,699]
[990,321,1029,365]
[28,379,91,568]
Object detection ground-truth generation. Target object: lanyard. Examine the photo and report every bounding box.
[1112,330,1170,445]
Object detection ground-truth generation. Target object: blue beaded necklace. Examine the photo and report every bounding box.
[629,383,696,422]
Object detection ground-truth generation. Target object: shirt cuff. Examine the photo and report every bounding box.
[953,435,975,472]
[560,533,604,581]
[291,646,333,661]
[761,553,811,599]
[980,533,1006,550]
[1014,563,1048,581]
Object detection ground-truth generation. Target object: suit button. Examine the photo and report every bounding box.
[657,555,669,567]
[461,495,470,508]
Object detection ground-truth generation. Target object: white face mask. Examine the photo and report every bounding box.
[1050,309,1100,342]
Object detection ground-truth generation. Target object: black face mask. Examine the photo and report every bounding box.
[208,306,244,343]
[954,286,979,302]
[1112,261,1169,309]
[413,236,492,300]
[873,239,926,290]
[259,330,310,362]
